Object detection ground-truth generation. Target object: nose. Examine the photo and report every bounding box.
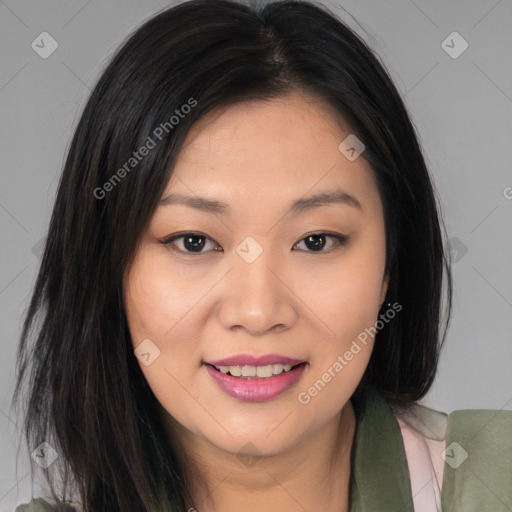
[217,247,298,336]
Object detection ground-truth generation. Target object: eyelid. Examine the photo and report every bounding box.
[159,231,348,255]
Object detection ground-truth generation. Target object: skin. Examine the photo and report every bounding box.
[124,90,388,512]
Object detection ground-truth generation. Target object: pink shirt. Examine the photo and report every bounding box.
[393,402,448,512]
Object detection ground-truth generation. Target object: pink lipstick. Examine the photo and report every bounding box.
[203,353,308,402]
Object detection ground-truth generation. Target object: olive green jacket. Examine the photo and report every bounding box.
[16,385,512,511]
[350,385,512,511]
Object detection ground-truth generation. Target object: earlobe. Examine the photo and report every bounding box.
[379,275,389,308]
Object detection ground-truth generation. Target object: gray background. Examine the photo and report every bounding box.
[1,0,511,509]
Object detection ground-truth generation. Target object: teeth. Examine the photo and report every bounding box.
[256,365,273,378]
[241,365,256,377]
[217,363,295,378]
[228,366,242,377]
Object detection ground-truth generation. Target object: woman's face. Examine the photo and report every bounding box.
[124,91,388,458]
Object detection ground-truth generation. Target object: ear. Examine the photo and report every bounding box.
[379,273,389,308]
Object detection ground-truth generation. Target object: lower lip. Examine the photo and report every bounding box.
[204,363,308,402]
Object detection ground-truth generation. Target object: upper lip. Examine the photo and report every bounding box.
[205,354,306,367]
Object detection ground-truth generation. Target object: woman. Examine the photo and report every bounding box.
[12,1,511,511]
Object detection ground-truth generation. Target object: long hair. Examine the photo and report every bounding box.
[11,0,452,510]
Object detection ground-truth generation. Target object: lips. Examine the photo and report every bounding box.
[204,361,308,402]
[205,353,305,367]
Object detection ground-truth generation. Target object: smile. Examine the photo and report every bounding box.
[204,362,308,402]
[212,363,301,378]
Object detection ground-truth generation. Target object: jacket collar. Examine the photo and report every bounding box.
[349,384,415,512]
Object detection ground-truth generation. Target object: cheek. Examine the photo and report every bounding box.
[293,228,386,402]
[124,249,208,393]
[124,251,207,423]
[124,246,207,341]
[297,234,386,341]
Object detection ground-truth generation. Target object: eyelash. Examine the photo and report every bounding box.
[159,231,348,256]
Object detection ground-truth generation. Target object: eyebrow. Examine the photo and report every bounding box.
[158,189,362,216]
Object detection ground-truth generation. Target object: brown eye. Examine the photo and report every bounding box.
[161,232,219,254]
[160,231,348,256]
[293,233,348,253]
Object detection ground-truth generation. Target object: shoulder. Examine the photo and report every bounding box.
[15,498,80,512]
[442,407,512,501]
[392,400,512,470]
[392,401,512,510]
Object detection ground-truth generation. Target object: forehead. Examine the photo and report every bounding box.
[162,92,380,219]
[177,92,354,165]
